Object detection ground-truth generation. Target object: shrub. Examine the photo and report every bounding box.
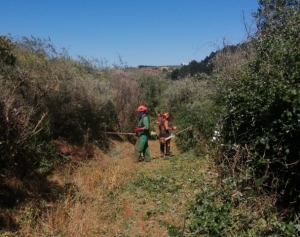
[160,78,217,151]
[0,36,57,178]
[109,69,139,133]
[134,72,168,117]
[217,0,300,214]
[187,181,300,237]
[0,35,116,180]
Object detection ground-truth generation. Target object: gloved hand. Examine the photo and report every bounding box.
[172,126,177,130]
[135,127,143,132]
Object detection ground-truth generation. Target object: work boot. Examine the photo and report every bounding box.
[166,147,170,156]
[160,143,165,155]
[139,152,144,162]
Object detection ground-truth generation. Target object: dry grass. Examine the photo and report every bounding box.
[2,136,215,237]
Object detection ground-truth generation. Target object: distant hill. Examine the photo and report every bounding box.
[170,42,249,80]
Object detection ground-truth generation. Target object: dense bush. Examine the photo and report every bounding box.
[217,0,300,214]
[0,35,122,196]
[101,69,168,135]
[108,69,139,133]
[184,2,300,236]
[187,181,299,236]
[0,36,56,177]
[134,72,168,118]
[160,78,217,152]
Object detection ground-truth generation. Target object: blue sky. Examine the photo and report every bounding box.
[0,0,258,67]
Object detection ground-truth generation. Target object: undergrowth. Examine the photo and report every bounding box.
[184,145,300,237]
[121,151,214,237]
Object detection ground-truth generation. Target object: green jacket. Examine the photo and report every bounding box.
[137,114,150,137]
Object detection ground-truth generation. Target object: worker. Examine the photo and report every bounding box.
[158,112,177,157]
[134,105,151,162]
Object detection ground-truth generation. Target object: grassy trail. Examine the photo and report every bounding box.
[6,138,216,237]
[84,138,216,237]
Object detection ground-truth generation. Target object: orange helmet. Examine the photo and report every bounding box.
[137,105,148,112]
[163,112,169,119]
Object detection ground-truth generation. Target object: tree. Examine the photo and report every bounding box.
[254,0,300,31]
[170,68,181,80]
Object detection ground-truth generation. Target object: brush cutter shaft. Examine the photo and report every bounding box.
[164,125,192,141]
[164,134,175,141]
[105,132,136,135]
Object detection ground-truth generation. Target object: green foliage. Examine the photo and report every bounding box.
[167,225,182,237]
[108,69,139,133]
[0,35,16,66]
[186,181,300,237]
[188,186,234,236]
[0,46,57,178]
[160,78,217,151]
[170,53,215,80]
[174,106,203,152]
[170,68,181,80]
[105,70,167,134]
[0,35,17,85]
[0,35,118,221]
[217,0,300,214]
[130,175,181,196]
[0,107,56,179]
[134,73,168,118]
[46,78,115,148]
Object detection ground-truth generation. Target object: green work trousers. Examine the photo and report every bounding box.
[134,135,151,162]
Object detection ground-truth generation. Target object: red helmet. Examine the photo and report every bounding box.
[137,105,148,112]
[163,112,169,119]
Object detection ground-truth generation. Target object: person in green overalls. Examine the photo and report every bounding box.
[134,105,151,162]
